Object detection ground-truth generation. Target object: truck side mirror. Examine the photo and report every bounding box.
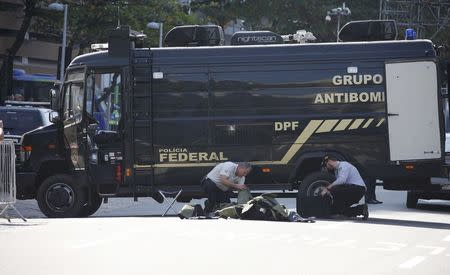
[50,88,58,111]
[49,111,60,123]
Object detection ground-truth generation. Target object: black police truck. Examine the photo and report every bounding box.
[16,23,449,217]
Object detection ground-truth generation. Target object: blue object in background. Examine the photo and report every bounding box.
[405,28,417,40]
[13,69,56,82]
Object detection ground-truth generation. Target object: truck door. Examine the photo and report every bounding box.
[385,61,441,161]
[85,70,123,194]
[61,70,87,170]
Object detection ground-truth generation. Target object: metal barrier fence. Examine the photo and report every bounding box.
[0,140,26,222]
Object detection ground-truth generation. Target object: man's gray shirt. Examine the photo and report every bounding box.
[332,161,366,188]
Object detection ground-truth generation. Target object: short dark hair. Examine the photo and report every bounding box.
[321,155,337,167]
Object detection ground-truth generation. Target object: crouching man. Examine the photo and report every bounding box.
[321,155,369,220]
[201,162,252,213]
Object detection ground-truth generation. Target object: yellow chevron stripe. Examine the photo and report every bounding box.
[333,119,353,131]
[376,118,385,127]
[280,120,323,163]
[363,118,374,128]
[315,119,339,133]
[348,119,365,130]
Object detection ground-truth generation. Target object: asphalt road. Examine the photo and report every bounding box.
[1,188,449,275]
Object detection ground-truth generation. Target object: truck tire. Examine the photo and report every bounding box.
[298,171,336,197]
[79,191,102,217]
[297,171,335,214]
[37,174,87,218]
[406,191,419,209]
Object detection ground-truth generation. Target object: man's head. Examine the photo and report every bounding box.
[322,155,338,172]
[236,162,252,177]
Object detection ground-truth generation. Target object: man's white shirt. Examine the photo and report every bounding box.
[207,162,245,191]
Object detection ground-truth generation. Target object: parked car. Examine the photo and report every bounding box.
[0,105,52,163]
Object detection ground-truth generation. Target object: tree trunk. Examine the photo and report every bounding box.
[0,0,37,105]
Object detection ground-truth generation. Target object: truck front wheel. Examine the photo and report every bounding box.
[37,174,87,218]
[79,191,102,217]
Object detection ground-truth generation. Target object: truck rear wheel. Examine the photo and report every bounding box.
[298,171,336,196]
[406,191,419,209]
[37,174,87,218]
[297,171,335,213]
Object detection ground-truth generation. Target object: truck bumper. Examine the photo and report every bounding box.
[16,172,37,199]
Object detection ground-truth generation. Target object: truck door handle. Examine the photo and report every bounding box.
[388,113,399,116]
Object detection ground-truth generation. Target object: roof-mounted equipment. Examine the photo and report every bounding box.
[281,30,317,44]
[338,20,397,42]
[108,25,147,57]
[164,25,224,47]
[230,31,283,45]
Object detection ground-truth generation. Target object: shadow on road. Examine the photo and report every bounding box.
[0,221,45,227]
[359,217,450,230]
[415,202,450,213]
[90,214,182,219]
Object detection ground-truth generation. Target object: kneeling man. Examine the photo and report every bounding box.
[321,155,368,219]
[201,162,251,213]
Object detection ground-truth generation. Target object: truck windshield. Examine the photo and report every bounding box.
[86,72,121,131]
[62,82,84,122]
[62,70,85,123]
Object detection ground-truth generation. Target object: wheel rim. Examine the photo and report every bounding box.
[306,180,331,196]
[45,182,75,212]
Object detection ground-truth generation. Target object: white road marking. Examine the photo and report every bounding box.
[416,245,446,255]
[444,235,450,242]
[399,256,426,269]
[368,242,407,252]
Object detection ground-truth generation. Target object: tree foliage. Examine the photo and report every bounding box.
[192,0,381,42]
[0,0,40,105]
[192,0,449,45]
[64,0,197,53]
[2,0,449,105]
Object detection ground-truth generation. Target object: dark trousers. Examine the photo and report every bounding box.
[200,178,231,212]
[365,177,377,200]
[330,184,366,217]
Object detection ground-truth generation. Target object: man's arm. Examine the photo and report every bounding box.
[219,175,247,190]
[327,165,350,189]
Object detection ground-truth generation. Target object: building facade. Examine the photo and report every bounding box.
[0,0,60,76]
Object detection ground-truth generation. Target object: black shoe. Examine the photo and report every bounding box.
[374,199,382,204]
[204,200,212,213]
[362,204,369,220]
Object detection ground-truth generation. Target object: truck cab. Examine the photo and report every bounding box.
[17,51,129,217]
